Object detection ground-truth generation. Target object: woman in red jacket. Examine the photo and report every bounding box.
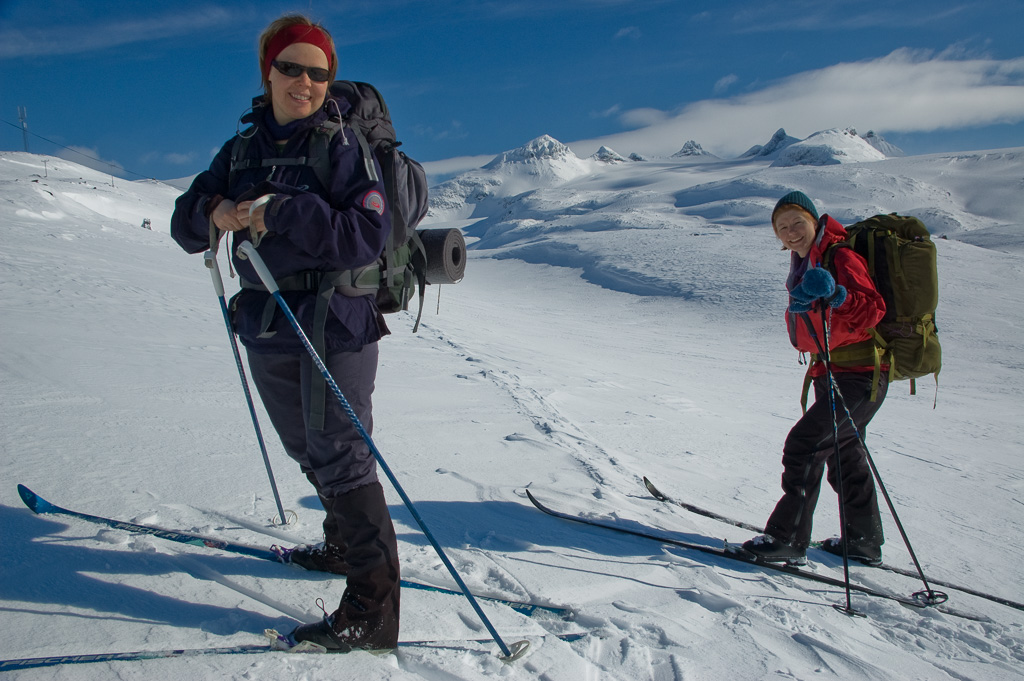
[742,191,888,566]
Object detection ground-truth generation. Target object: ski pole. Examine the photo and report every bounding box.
[204,250,290,526]
[236,241,528,662]
[801,310,946,607]
[801,310,862,617]
[826,373,946,605]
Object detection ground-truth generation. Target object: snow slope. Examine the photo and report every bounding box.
[2,146,1023,680]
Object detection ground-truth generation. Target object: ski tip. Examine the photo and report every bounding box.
[642,477,667,500]
[524,488,545,509]
[16,484,49,514]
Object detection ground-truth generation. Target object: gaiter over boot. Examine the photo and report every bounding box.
[290,482,401,651]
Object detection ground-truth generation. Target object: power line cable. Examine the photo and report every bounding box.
[1,118,156,180]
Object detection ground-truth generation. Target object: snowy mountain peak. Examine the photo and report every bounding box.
[740,128,801,159]
[592,146,629,163]
[427,135,593,222]
[861,130,905,157]
[484,134,578,168]
[771,127,887,167]
[671,140,715,158]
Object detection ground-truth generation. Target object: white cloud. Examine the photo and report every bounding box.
[142,150,196,166]
[0,8,234,57]
[412,120,468,142]
[591,104,622,119]
[619,107,670,128]
[421,154,496,181]
[614,26,642,40]
[713,74,739,95]
[165,152,196,165]
[569,49,1024,158]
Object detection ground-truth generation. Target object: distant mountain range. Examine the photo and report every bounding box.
[426,127,912,225]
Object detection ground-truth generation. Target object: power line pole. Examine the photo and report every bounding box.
[18,107,29,152]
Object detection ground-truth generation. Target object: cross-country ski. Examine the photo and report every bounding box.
[640,476,1024,613]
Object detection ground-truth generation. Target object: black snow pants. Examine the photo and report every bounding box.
[764,371,888,550]
[247,342,400,647]
[246,343,379,497]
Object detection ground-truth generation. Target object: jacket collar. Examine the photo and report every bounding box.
[240,94,350,139]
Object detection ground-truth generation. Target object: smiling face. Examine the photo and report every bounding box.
[267,42,330,127]
[773,206,818,258]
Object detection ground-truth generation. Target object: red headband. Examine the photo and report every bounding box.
[263,25,334,80]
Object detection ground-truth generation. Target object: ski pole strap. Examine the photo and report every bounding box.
[209,217,219,254]
[239,268,379,430]
[247,194,275,247]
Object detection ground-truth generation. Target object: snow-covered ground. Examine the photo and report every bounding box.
[1,138,1023,680]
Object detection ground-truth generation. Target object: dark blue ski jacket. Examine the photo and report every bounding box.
[171,96,391,353]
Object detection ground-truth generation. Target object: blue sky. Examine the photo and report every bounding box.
[1,0,1022,181]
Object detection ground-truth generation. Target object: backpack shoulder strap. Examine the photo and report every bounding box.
[344,122,379,183]
[306,120,342,191]
[821,240,850,274]
[301,115,378,189]
[228,129,256,190]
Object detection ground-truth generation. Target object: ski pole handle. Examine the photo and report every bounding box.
[236,241,278,294]
[203,251,225,297]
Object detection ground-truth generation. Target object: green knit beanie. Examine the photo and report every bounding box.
[772,191,819,225]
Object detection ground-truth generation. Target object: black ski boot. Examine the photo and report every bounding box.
[286,472,350,574]
[819,505,884,566]
[819,536,882,566]
[290,482,401,652]
[741,534,807,565]
[285,541,349,574]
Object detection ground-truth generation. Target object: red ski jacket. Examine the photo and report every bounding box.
[785,215,886,378]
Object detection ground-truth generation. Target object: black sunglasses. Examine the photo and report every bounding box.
[272,60,330,83]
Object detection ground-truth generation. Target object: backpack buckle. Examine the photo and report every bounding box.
[302,271,324,290]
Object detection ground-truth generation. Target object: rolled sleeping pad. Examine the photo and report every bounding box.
[420,228,466,285]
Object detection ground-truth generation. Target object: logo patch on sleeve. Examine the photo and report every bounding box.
[362,190,386,215]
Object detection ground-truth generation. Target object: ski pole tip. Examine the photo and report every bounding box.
[913,589,949,606]
[500,640,531,663]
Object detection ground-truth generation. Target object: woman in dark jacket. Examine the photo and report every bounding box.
[742,191,888,567]
[171,14,399,652]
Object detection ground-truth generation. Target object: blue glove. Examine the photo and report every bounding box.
[789,268,846,312]
[791,268,835,301]
[789,286,846,312]
[827,284,847,308]
[788,298,813,313]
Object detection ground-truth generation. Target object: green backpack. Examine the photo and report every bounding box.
[822,213,942,401]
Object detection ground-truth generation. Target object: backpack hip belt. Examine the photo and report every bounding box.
[802,336,887,411]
